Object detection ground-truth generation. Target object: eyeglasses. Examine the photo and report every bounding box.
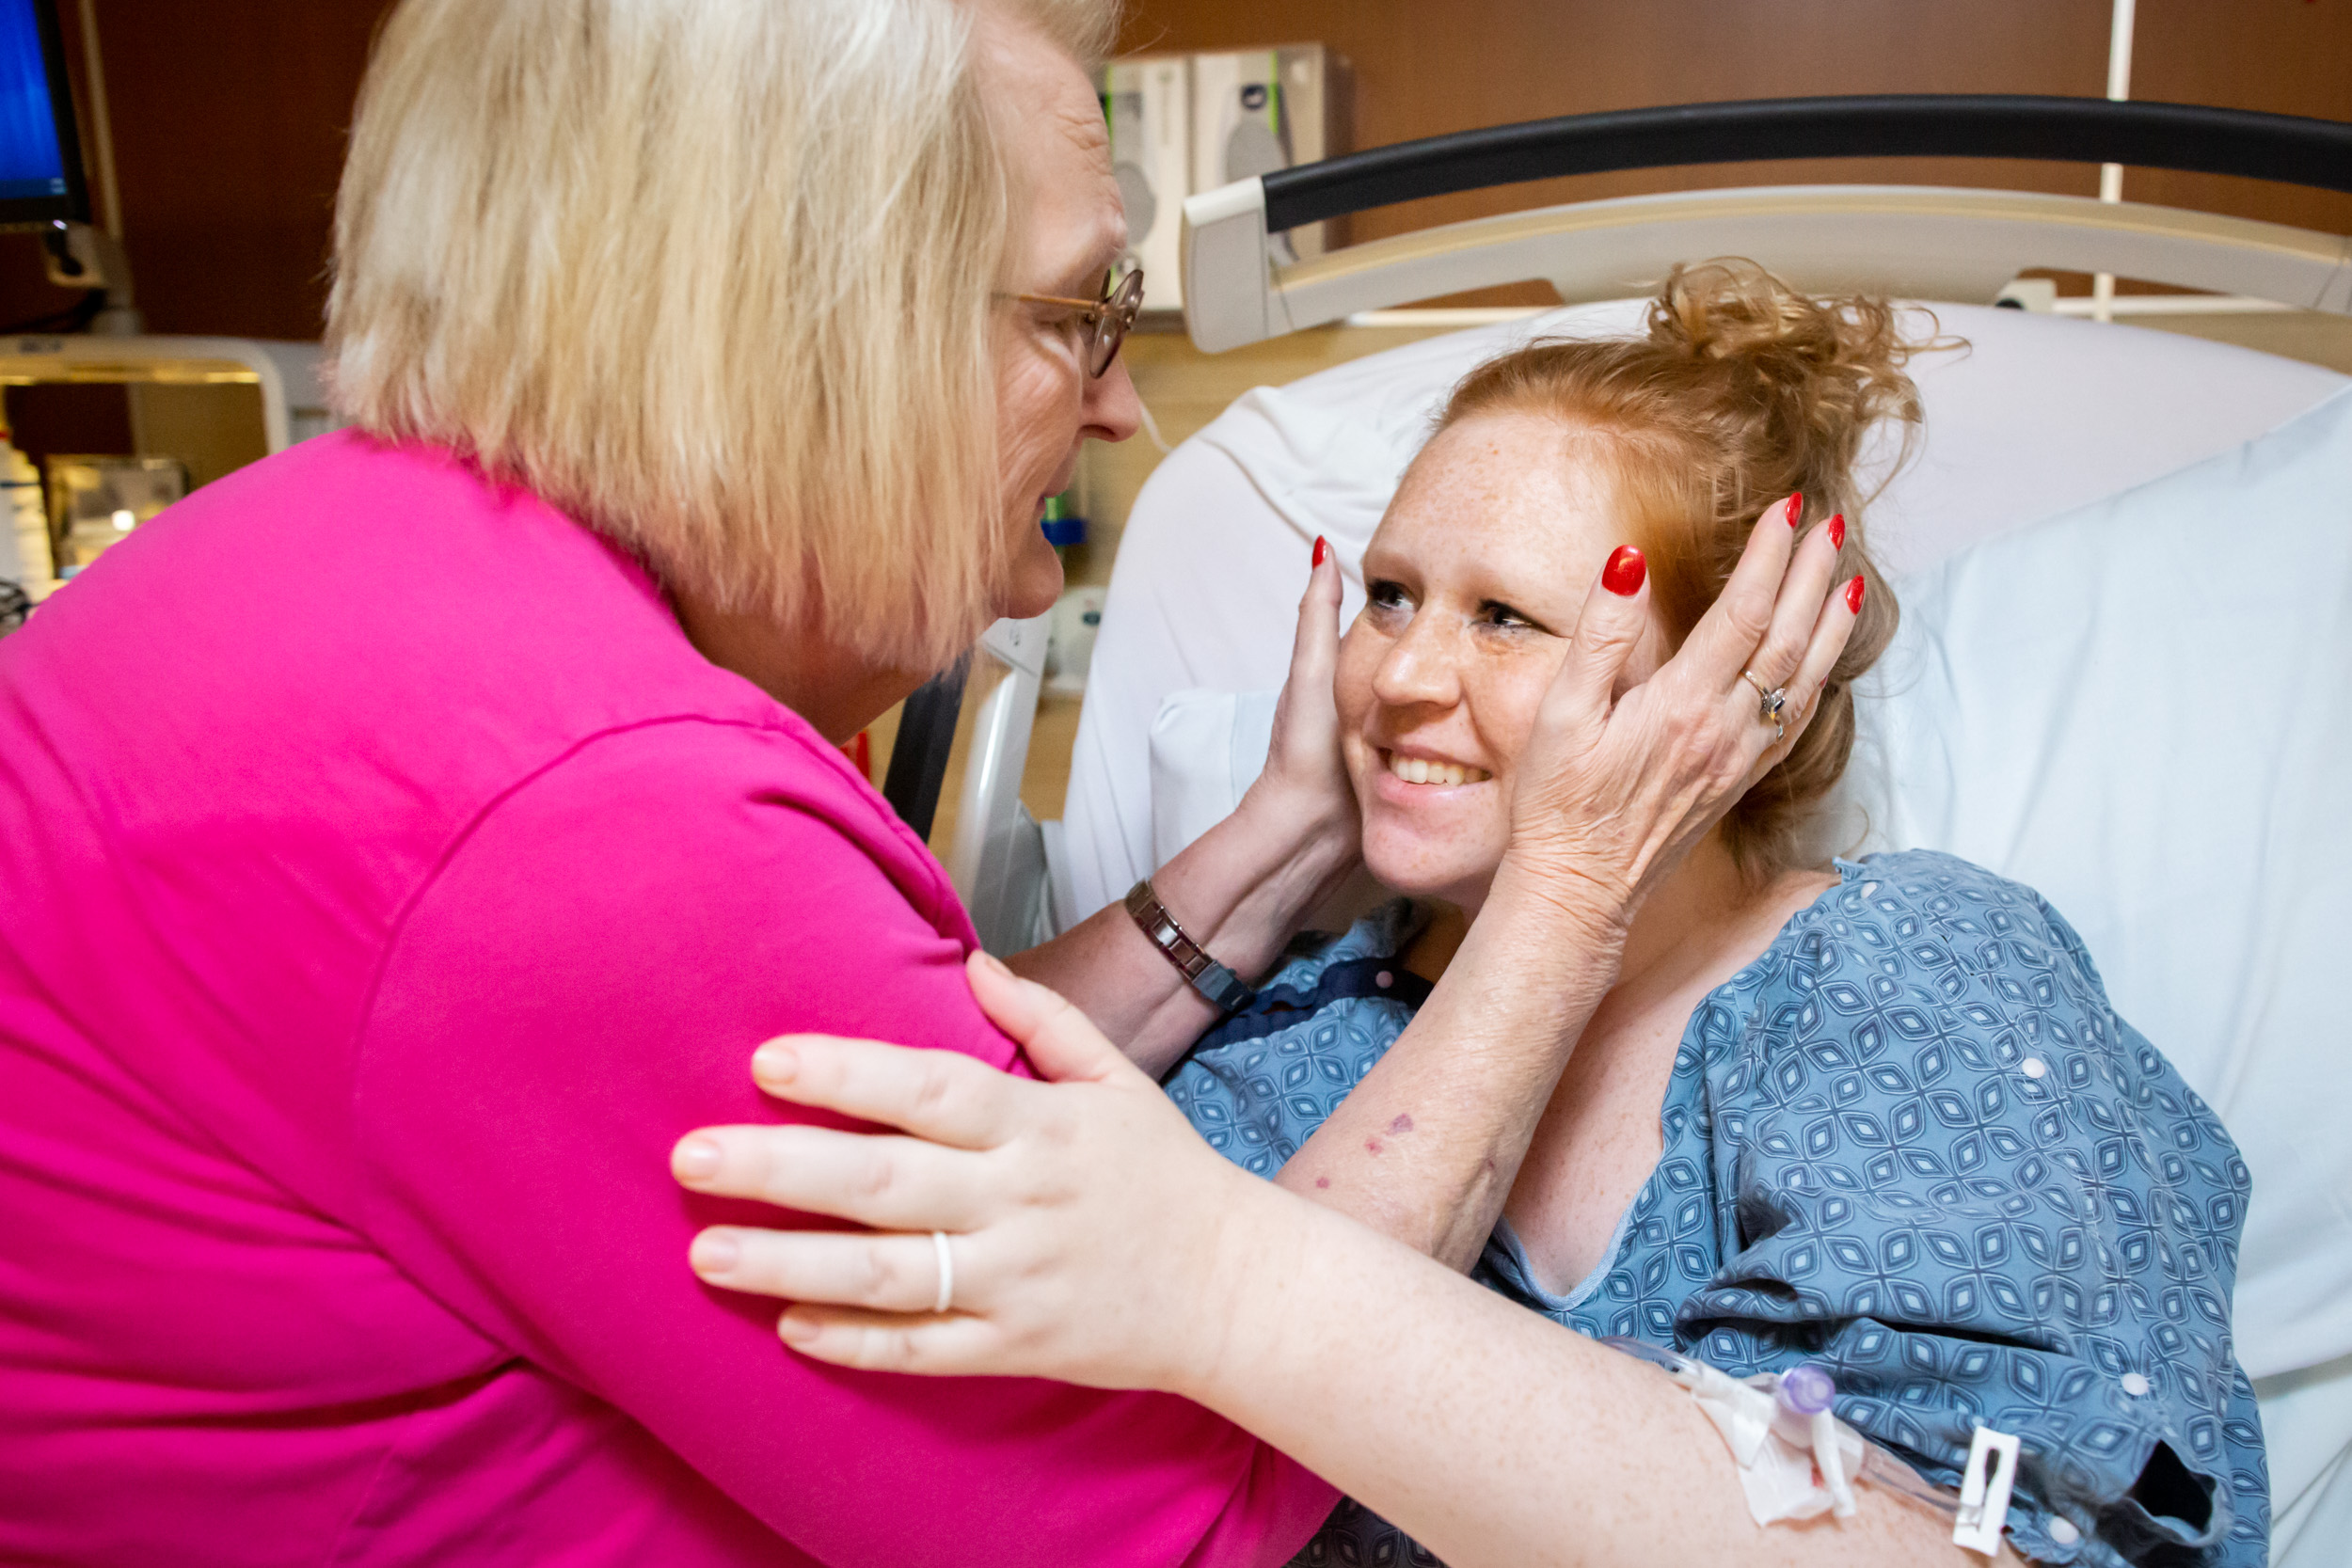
[1008,267,1145,378]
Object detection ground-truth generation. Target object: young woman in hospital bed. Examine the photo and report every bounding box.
[678,265,2264,1568]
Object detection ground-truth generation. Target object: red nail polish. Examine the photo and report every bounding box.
[1601,545,1645,597]
[1312,535,1328,568]
[1784,494,1803,529]
[1828,514,1846,550]
[1845,574,1866,614]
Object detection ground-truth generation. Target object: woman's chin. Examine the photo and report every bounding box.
[1361,832,1500,911]
[998,548,1065,622]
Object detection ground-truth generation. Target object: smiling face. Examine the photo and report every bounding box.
[974,7,1141,620]
[1336,411,1674,913]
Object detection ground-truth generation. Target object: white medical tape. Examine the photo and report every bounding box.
[1632,1340,1993,1538]
[1812,1408,1858,1519]
[1677,1361,1865,1528]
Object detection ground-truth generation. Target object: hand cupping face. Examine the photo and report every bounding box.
[1237,532,1362,880]
[1503,492,1855,924]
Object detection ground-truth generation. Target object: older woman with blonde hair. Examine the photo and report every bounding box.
[0,2,1853,1564]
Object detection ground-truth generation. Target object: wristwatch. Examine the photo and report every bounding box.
[1123,879,1256,1013]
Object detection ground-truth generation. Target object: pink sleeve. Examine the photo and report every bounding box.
[350,719,1335,1567]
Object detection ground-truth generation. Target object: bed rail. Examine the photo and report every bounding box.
[1258,96,2352,233]
[1184,96,2352,353]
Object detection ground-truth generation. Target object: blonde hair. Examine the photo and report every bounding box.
[326,0,1119,673]
[1440,261,1937,881]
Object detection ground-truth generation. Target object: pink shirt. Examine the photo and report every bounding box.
[0,433,1333,1566]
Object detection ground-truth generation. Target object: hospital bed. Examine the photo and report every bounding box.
[898,95,2352,1562]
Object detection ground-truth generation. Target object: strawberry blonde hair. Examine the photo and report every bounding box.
[1439,261,1936,879]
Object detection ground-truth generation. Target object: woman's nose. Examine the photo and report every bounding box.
[1370,616,1459,710]
[1085,355,1142,444]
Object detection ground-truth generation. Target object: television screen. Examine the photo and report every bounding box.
[0,0,63,202]
[0,0,83,225]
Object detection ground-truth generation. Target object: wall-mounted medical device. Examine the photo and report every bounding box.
[1097,43,1352,314]
[0,0,141,333]
[1190,45,1349,269]
[0,0,90,232]
[1102,55,1192,313]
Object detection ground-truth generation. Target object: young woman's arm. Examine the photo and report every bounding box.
[672,958,2025,1568]
[1004,545,1360,1079]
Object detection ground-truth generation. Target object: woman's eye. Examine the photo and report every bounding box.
[1480,601,1537,630]
[1366,580,1413,613]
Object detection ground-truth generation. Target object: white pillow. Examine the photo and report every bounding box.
[1149,687,1277,873]
[1850,385,2352,1382]
[1851,384,2352,1566]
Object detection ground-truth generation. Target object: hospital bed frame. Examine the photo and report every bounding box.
[888,92,2352,954]
[1185,95,2352,350]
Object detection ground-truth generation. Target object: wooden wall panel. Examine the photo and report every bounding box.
[0,1,389,339]
[0,2,2334,337]
[2127,0,2352,236]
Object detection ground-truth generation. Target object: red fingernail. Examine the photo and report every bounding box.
[1601,545,1645,596]
[1312,535,1328,568]
[1845,574,1866,613]
[1784,494,1803,529]
[1828,514,1846,550]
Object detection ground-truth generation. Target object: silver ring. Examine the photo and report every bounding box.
[930,1230,954,1314]
[1741,670,1788,741]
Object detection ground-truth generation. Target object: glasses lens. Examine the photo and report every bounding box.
[1089,268,1146,377]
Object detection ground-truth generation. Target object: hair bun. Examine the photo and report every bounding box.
[1647,260,1927,449]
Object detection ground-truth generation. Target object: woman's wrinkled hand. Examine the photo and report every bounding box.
[670,953,1266,1393]
[1504,498,1858,924]
[1233,537,1359,869]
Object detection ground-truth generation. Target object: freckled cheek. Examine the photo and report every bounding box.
[1466,663,1553,796]
[1332,639,1383,793]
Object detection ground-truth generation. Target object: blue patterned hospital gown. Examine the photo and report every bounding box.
[1166,851,2266,1568]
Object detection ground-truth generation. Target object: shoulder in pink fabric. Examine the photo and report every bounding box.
[0,434,1331,1567]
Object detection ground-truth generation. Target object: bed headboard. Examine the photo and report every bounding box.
[1183,95,2352,351]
